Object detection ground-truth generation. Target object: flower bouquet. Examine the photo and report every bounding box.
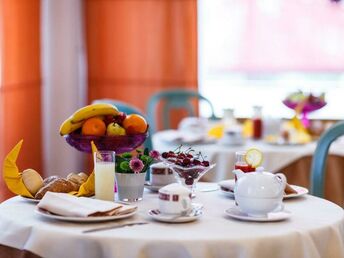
[115,149,160,202]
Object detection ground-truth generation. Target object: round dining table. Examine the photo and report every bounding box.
[0,183,343,258]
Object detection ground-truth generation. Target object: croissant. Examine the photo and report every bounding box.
[35,178,79,199]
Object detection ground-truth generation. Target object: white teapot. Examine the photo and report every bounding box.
[233,168,286,217]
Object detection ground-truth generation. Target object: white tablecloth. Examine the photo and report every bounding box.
[153,131,344,181]
[0,185,343,258]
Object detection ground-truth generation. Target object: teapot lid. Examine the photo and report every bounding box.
[235,171,285,199]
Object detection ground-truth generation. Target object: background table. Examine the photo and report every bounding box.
[0,185,343,258]
[153,131,344,206]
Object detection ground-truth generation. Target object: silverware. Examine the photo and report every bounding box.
[150,208,203,220]
[83,221,148,233]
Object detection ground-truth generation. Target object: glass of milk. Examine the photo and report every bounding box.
[94,151,116,201]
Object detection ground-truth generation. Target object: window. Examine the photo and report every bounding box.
[198,0,344,119]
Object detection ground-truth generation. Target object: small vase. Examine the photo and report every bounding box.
[115,172,146,202]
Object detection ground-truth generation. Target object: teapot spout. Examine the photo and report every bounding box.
[232,169,245,179]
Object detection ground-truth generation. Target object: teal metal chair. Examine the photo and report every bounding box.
[310,121,344,198]
[146,89,216,133]
[92,99,153,151]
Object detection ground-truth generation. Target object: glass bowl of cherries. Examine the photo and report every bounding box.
[160,146,216,197]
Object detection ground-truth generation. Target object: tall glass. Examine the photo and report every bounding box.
[234,151,255,180]
[94,151,116,201]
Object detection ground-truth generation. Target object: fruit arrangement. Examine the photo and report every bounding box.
[161,146,215,187]
[283,91,326,113]
[59,103,149,153]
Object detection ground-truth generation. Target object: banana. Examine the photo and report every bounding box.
[71,103,119,124]
[59,116,84,136]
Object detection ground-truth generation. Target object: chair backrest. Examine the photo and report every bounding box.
[146,89,216,133]
[310,121,344,198]
[92,99,153,151]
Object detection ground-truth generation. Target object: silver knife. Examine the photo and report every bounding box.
[83,221,148,233]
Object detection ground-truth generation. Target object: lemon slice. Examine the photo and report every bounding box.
[245,148,263,168]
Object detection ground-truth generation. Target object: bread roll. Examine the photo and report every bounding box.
[22,169,44,195]
[67,173,84,185]
[43,175,59,186]
[78,172,88,182]
[35,178,79,199]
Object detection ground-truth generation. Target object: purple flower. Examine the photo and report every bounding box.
[149,150,160,159]
[129,158,144,173]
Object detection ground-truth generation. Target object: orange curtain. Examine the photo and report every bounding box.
[85,0,198,127]
[0,0,42,201]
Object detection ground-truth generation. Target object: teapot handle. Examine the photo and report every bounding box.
[274,173,287,194]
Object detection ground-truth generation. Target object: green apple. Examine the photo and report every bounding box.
[106,123,126,136]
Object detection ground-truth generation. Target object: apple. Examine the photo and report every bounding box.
[106,122,126,136]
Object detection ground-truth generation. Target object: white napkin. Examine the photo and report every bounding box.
[37,192,136,217]
[218,180,235,192]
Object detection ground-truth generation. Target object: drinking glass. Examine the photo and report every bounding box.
[94,151,116,201]
[167,162,216,198]
[234,151,255,180]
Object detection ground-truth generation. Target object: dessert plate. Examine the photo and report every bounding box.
[35,207,137,222]
[148,204,203,223]
[19,196,40,203]
[218,180,235,198]
[284,185,308,199]
[225,206,291,222]
[219,187,235,198]
[144,183,162,192]
[218,180,308,199]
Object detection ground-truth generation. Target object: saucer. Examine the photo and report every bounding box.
[225,205,291,222]
[144,183,162,192]
[148,204,203,223]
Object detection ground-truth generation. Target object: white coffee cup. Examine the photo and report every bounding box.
[158,183,192,215]
[150,162,176,186]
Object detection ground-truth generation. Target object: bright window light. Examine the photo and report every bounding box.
[198,0,344,119]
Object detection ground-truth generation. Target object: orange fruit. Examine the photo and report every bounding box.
[122,114,148,134]
[81,117,106,136]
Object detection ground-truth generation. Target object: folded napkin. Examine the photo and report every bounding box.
[38,192,137,217]
[3,140,97,198]
[2,140,34,198]
[218,180,235,192]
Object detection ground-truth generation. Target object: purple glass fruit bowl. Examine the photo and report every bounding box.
[283,99,326,113]
[65,132,149,154]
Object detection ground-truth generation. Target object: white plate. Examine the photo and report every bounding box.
[225,205,291,222]
[218,180,308,199]
[218,180,235,198]
[219,188,235,198]
[144,183,162,192]
[35,207,137,222]
[19,196,40,203]
[284,185,308,199]
[148,204,203,223]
